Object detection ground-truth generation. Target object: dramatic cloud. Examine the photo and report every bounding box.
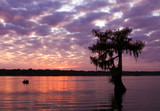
[0,0,160,71]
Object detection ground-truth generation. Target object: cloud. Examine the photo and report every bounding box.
[75,0,110,11]
[34,25,51,36]
[65,12,107,34]
[5,23,31,35]
[141,46,160,63]
[0,23,8,35]
[0,0,159,70]
[40,12,72,26]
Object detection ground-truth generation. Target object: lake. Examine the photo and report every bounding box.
[0,76,160,111]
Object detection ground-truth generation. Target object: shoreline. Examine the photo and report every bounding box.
[0,69,159,76]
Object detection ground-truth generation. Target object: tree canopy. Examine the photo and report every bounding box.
[89,27,145,71]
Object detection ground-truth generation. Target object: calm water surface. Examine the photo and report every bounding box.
[0,76,160,111]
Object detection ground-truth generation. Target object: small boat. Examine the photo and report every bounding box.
[23,79,29,84]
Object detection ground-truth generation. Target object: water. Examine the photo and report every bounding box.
[0,76,160,111]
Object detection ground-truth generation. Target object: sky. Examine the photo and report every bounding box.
[0,0,160,71]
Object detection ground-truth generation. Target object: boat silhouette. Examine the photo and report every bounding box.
[22,79,29,84]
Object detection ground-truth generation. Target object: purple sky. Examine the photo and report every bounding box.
[0,0,160,71]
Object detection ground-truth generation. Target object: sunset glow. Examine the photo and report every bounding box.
[0,0,159,71]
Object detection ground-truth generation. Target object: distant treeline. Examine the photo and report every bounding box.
[0,69,109,76]
[0,69,159,76]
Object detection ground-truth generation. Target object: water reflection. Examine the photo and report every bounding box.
[91,92,124,111]
[31,76,76,93]
[3,76,160,111]
[0,76,116,111]
[111,92,125,111]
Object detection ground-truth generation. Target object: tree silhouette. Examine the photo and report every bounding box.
[89,27,145,93]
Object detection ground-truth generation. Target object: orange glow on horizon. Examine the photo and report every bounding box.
[38,65,80,70]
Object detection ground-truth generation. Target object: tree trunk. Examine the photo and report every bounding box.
[114,51,126,94]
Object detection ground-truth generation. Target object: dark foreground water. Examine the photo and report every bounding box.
[0,76,160,111]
